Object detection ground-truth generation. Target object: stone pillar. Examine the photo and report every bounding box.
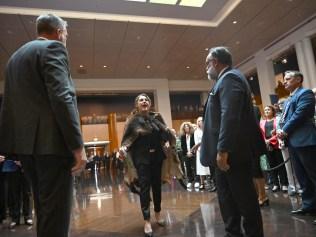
[154,84,172,128]
[295,37,316,89]
[255,51,276,106]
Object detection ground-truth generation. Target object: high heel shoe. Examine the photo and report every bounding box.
[259,198,270,207]
[144,230,153,237]
[144,222,153,237]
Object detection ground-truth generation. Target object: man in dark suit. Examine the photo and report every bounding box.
[0,14,86,237]
[200,47,263,237]
[0,155,5,224]
[277,71,316,224]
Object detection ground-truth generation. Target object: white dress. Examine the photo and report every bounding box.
[194,128,210,175]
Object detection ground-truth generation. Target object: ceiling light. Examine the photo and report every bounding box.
[179,0,206,7]
[136,35,141,40]
[146,65,151,69]
[233,20,238,24]
[150,0,177,5]
[79,65,84,68]
[205,47,209,51]
[281,58,287,64]
[235,41,240,45]
[186,66,190,69]
[103,65,108,68]
[249,76,254,81]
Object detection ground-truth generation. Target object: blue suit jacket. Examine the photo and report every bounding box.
[200,68,259,168]
[281,87,316,147]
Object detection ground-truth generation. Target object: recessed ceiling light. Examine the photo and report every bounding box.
[249,76,254,81]
[146,65,151,69]
[235,41,240,45]
[103,65,108,68]
[136,35,141,40]
[233,20,238,24]
[205,47,209,51]
[179,0,207,7]
[186,66,190,69]
[79,65,84,68]
[281,58,287,64]
[150,0,177,5]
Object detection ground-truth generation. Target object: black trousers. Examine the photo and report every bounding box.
[19,155,73,237]
[7,170,32,223]
[267,148,288,186]
[0,171,5,222]
[216,163,264,237]
[288,145,316,211]
[135,158,163,221]
[184,155,197,183]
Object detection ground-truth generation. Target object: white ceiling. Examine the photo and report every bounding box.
[0,0,316,81]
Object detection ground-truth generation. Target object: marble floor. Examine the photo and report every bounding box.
[1,168,316,237]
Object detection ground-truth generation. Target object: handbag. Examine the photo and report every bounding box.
[259,154,270,171]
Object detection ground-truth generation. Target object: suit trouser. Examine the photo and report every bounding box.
[288,145,316,210]
[19,155,73,237]
[216,163,263,237]
[135,157,163,221]
[7,170,32,223]
[0,171,5,222]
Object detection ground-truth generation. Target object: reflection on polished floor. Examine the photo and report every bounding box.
[1,168,316,237]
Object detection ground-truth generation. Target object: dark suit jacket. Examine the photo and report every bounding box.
[281,87,316,147]
[0,39,83,156]
[180,134,195,158]
[200,68,257,168]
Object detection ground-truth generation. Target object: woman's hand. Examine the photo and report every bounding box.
[265,139,270,145]
[118,146,127,160]
[187,151,193,157]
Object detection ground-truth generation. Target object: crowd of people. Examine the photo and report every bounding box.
[0,12,316,237]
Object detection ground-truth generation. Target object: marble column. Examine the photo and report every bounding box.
[295,37,316,89]
[255,51,276,106]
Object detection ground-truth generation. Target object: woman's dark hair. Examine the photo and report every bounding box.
[131,93,152,114]
[264,105,276,117]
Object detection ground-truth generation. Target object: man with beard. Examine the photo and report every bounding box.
[200,46,263,237]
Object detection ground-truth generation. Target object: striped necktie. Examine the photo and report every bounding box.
[279,96,292,124]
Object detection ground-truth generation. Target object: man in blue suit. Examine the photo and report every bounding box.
[200,47,263,237]
[277,71,316,224]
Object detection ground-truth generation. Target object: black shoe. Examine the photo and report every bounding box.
[291,208,316,215]
[144,230,153,237]
[208,185,217,192]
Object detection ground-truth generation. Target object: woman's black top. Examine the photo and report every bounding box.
[264,120,274,139]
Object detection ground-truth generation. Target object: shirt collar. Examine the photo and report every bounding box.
[37,37,48,41]
[218,66,229,79]
[290,86,301,96]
